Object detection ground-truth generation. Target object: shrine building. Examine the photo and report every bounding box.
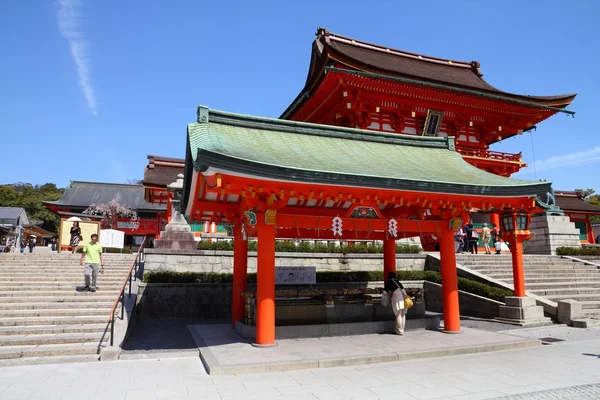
[45,181,166,250]
[164,28,576,346]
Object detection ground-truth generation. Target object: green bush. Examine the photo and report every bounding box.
[76,247,132,254]
[143,269,511,302]
[556,247,600,256]
[196,240,423,254]
[396,244,423,254]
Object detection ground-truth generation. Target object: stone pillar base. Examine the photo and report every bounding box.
[495,296,552,326]
[154,212,197,250]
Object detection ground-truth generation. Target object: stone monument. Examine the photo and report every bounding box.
[524,188,581,255]
[153,174,198,250]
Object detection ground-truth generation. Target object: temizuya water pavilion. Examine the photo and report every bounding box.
[181,106,556,347]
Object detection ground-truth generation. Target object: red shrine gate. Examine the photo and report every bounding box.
[182,106,551,346]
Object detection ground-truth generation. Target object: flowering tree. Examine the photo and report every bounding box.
[83,200,139,230]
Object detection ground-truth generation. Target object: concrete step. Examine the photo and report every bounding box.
[545,294,600,302]
[0,279,126,284]
[0,266,133,270]
[496,276,600,284]
[0,324,106,336]
[467,265,596,271]
[486,270,600,279]
[0,332,107,346]
[0,296,114,303]
[579,301,600,310]
[0,342,101,359]
[0,308,112,318]
[0,315,109,327]
[525,281,600,289]
[0,353,100,367]
[0,302,114,310]
[582,309,600,318]
[529,287,600,296]
[0,285,122,291]
[0,290,120,297]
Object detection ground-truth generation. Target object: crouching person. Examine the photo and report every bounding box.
[79,233,104,292]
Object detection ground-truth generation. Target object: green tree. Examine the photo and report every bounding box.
[575,188,600,224]
[0,183,64,233]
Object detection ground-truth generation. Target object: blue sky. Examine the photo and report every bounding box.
[1,0,598,192]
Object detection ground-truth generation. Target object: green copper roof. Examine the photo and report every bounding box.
[183,106,551,209]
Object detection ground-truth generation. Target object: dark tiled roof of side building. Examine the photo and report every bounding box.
[143,155,185,188]
[555,191,600,214]
[45,181,165,212]
[0,207,26,220]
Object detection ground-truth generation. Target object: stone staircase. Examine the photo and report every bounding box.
[0,252,136,365]
[456,254,600,319]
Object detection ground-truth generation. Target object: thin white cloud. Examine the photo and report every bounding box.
[57,0,97,116]
[516,146,600,176]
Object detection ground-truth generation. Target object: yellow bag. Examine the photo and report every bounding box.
[403,295,414,309]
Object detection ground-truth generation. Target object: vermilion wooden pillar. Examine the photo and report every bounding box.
[587,217,596,244]
[491,212,500,230]
[255,213,276,346]
[232,226,248,327]
[383,238,396,278]
[440,227,460,332]
[508,236,526,297]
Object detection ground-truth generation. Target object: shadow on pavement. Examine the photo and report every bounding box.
[121,318,228,352]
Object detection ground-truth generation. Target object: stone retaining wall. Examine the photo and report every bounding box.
[424,281,503,319]
[144,250,426,274]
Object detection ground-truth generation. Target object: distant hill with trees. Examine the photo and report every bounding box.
[0,183,64,233]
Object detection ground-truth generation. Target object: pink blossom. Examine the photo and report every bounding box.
[83,200,139,230]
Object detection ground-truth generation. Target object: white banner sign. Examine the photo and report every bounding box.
[99,229,125,249]
[275,267,316,285]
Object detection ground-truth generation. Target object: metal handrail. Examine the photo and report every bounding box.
[106,238,146,346]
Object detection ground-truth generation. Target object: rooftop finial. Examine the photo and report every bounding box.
[197,105,209,123]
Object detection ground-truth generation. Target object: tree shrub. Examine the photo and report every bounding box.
[143,269,511,302]
[196,240,422,254]
[556,246,600,256]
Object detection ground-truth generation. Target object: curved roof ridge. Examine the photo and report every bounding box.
[201,105,453,150]
[318,27,478,72]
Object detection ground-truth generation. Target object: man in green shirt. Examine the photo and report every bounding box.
[79,233,104,293]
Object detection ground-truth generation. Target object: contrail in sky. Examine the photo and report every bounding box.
[57,0,97,116]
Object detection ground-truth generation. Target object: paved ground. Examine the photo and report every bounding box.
[491,383,600,399]
[502,325,600,343]
[2,336,600,399]
[122,318,205,353]
[189,324,539,374]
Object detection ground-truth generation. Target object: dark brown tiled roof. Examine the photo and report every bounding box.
[556,193,600,214]
[143,155,185,188]
[283,28,576,117]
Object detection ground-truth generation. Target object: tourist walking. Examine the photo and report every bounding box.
[470,229,479,254]
[385,272,407,335]
[492,223,501,254]
[70,221,82,254]
[464,220,475,253]
[481,223,492,254]
[79,233,104,293]
[27,237,35,253]
[19,240,25,254]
